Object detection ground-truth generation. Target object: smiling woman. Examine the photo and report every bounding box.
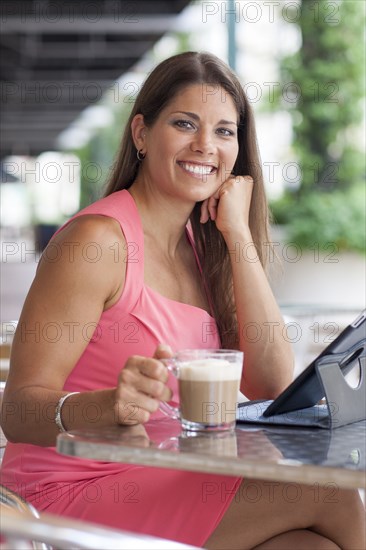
[105,52,270,352]
[1,52,364,550]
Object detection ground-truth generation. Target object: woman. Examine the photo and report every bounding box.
[1,52,364,549]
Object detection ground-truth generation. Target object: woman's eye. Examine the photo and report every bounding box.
[217,127,235,137]
[173,119,195,130]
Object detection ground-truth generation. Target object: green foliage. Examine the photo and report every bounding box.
[271,183,366,253]
[270,0,365,252]
[285,0,364,193]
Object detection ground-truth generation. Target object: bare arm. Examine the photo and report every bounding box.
[1,215,171,446]
[201,177,294,400]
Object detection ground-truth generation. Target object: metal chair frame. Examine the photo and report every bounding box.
[0,485,198,550]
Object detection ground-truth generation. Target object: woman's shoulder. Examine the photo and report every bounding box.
[73,189,135,221]
[53,189,134,245]
[55,189,140,244]
[37,213,127,308]
[49,214,126,268]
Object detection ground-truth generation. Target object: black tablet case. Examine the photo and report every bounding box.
[237,311,366,429]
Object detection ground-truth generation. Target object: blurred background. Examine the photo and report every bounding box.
[1,0,365,378]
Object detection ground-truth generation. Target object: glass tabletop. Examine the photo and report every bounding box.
[57,418,366,490]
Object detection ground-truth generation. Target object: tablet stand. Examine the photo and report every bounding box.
[315,349,366,429]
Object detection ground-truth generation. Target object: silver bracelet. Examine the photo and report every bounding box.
[55,392,80,432]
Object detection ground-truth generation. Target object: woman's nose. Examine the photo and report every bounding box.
[190,130,216,154]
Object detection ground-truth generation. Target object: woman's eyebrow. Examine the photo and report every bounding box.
[171,110,237,126]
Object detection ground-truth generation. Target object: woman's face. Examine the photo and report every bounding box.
[133,84,240,204]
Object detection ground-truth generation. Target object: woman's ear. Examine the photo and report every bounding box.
[131,114,147,152]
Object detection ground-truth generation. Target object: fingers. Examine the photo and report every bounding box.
[220,174,253,193]
[153,343,173,360]
[200,175,254,227]
[115,350,173,425]
[200,193,220,223]
[200,198,210,223]
[120,355,170,397]
[207,195,220,221]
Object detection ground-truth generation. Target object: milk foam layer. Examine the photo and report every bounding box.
[178,359,242,381]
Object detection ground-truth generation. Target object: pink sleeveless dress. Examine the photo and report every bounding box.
[1,190,241,547]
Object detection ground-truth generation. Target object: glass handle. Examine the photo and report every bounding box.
[159,359,180,420]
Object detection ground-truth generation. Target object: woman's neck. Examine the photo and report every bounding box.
[128,180,193,258]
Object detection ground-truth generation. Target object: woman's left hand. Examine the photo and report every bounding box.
[200,175,254,236]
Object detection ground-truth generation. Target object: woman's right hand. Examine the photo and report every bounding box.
[114,344,173,425]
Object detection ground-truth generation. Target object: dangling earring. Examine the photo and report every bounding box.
[137,149,146,161]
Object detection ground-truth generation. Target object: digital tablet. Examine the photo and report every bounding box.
[262,309,366,417]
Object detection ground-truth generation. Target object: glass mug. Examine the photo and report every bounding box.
[160,349,244,432]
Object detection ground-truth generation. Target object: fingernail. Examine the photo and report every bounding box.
[158,343,173,353]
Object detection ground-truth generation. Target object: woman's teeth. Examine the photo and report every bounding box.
[179,162,215,176]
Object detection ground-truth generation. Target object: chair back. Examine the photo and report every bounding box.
[0,486,199,549]
[0,485,51,550]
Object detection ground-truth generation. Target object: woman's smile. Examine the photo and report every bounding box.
[177,160,218,179]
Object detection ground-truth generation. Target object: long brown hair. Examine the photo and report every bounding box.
[104,51,271,348]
